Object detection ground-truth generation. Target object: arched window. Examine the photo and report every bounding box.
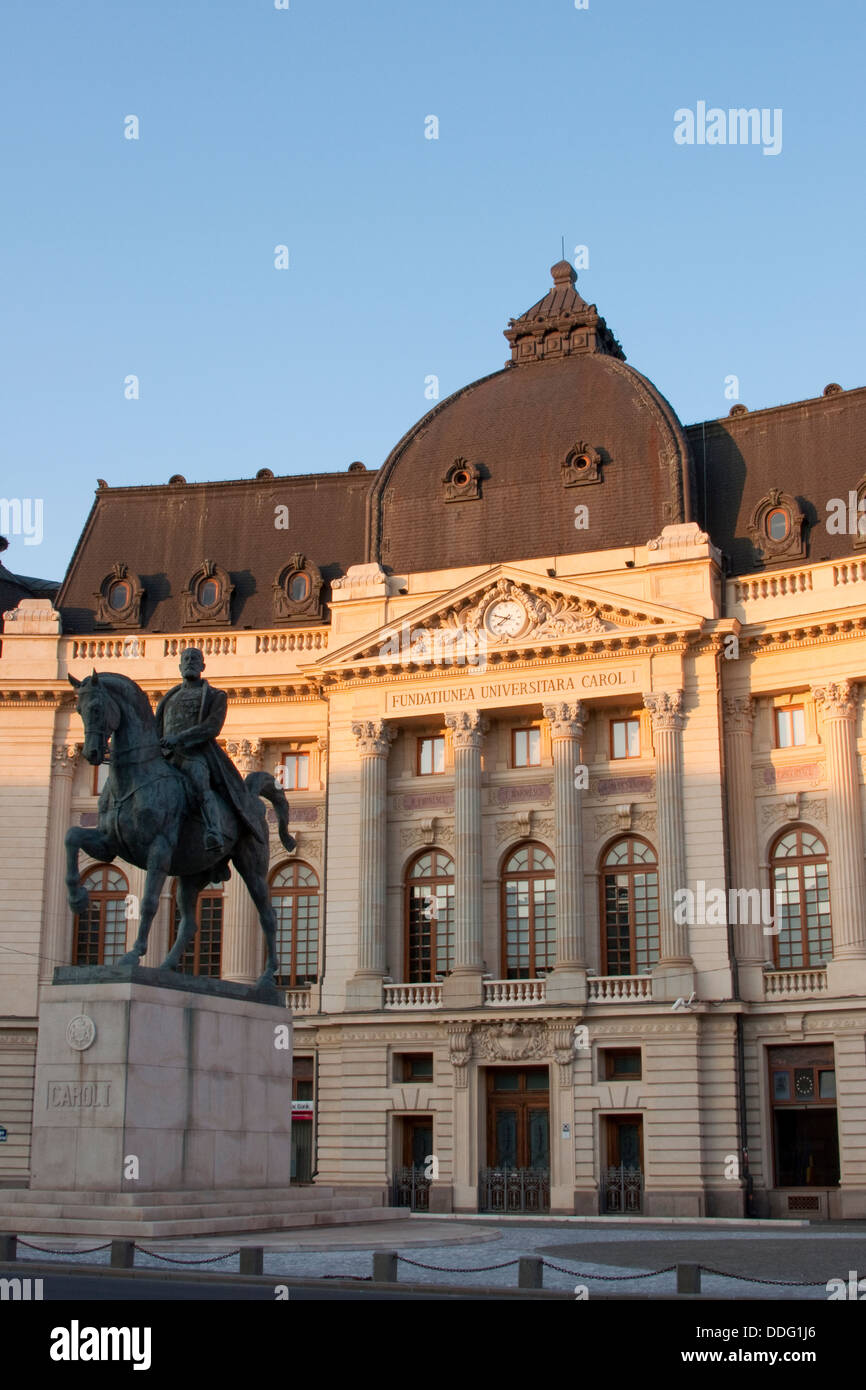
[271,861,320,986]
[501,842,556,979]
[600,838,659,976]
[74,865,129,966]
[406,851,455,982]
[170,882,224,977]
[770,828,832,968]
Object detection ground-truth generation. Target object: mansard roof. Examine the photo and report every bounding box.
[56,470,369,634]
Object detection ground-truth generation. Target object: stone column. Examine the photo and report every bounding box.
[40,743,82,982]
[346,719,396,1009]
[812,682,866,992]
[442,710,488,1007]
[543,702,588,1005]
[222,740,265,983]
[643,691,694,1000]
[723,697,767,998]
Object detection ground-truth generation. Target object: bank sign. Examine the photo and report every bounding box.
[385,667,643,713]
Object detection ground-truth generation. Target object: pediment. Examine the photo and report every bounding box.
[309,565,705,677]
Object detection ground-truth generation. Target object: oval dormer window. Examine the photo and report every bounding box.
[108,580,131,611]
[198,578,219,608]
[766,508,790,542]
[288,571,310,602]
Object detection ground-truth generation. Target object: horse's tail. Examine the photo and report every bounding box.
[245,771,295,853]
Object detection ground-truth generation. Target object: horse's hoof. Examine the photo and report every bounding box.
[118,950,142,967]
[69,891,89,916]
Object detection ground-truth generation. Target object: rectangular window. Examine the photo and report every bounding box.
[611,719,641,759]
[512,727,541,767]
[417,736,445,776]
[280,751,310,790]
[775,707,806,748]
[394,1053,434,1082]
[604,1049,642,1080]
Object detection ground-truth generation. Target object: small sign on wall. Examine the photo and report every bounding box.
[561,1123,571,1140]
[0,1126,7,1142]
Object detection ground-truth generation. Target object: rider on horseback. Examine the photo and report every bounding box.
[155,647,264,854]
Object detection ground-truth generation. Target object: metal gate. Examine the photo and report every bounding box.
[392,1165,431,1211]
[479,1167,550,1213]
[604,1164,643,1213]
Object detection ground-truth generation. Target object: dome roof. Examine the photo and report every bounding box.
[368,264,695,573]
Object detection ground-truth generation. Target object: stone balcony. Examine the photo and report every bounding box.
[762,967,828,1001]
[380,973,654,1010]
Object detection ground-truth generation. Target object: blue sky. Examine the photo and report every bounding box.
[2,0,864,580]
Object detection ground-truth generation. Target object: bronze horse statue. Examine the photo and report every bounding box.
[65,670,294,985]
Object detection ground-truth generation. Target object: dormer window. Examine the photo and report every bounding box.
[273,552,324,623]
[182,561,234,626]
[748,489,805,564]
[108,579,132,610]
[288,570,311,602]
[94,562,144,629]
[766,508,790,542]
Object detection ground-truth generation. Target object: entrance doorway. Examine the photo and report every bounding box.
[604,1115,644,1213]
[480,1067,550,1212]
[392,1116,434,1211]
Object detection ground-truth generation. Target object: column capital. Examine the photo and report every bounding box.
[52,742,82,775]
[812,680,860,719]
[225,738,264,774]
[352,718,396,756]
[542,701,587,739]
[723,695,755,733]
[444,709,489,750]
[642,690,685,731]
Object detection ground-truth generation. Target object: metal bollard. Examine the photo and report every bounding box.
[677,1262,702,1294]
[239,1246,264,1276]
[372,1250,399,1283]
[110,1239,135,1269]
[518,1255,544,1289]
[0,1233,17,1262]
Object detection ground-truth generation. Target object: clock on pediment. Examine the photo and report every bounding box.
[482,595,529,640]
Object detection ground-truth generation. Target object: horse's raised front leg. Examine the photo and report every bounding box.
[162,872,205,970]
[120,834,171,965]
[65,825,119,917]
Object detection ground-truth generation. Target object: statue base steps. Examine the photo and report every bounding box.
[0,1186,401,1238]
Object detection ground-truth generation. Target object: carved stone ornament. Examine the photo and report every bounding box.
[747,488,806,563]
[448,1021,473,1088]
[352,718,396,756]
[94,562,144,629]
[66,1015,96,1051]
[561,441,604,488]
[181,560,234,626]
[431,578,609,650]
[443,457,482,503]
[812,680,860,721]
[642,690,684,731]
[225,739,263,775]
[272,552,324,623]
[473,1020,548,1062]
[444,709,489,749]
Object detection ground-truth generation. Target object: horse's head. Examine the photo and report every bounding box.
[68,669,121,765]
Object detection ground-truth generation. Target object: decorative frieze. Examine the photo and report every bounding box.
[594,808,657,838]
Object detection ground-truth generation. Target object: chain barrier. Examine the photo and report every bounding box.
[18,1240,112,1257]
[133,1246,240,1266]
[399,1255,519,1273]
[541,1259,676,1280]
[699,1265,828,1287]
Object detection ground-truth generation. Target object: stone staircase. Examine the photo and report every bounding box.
[0,1185,404,1239]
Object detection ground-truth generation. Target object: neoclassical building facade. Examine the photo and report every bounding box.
[2,262,866,1218]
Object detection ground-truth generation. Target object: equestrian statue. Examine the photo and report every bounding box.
[65,647,294,985]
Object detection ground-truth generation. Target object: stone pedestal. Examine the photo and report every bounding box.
[29,973,292,1192]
